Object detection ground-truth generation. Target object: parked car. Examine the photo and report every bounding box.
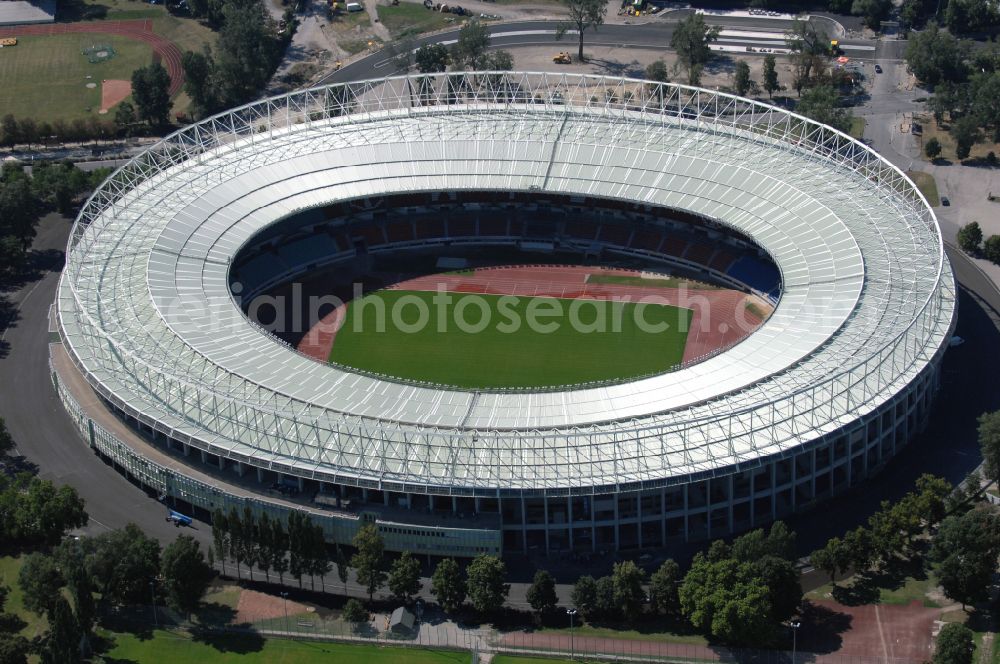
[941,196,950,206]
[874,64,883,74]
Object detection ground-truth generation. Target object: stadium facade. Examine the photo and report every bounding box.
[52,72,956,557]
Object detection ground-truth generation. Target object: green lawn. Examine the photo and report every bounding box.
[329,289,692,388]
[0,556,48,641]
[0,33,154,122]
[538,623,708,645]
[906,170,941,207]
[849,116,866,140]
[105,632,471,663]
[376,3,462,39]
[806,570,941,608]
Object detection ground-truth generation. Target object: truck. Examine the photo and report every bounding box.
[166,509,193,527]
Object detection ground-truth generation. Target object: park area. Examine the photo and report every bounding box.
[0,33,151,123]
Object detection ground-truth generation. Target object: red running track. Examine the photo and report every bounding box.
[0,19,185,96]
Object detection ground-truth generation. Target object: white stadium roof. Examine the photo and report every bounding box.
[58,73,955,494]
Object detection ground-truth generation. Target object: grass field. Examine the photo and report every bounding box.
[0,555,48,641]
[105,631,472,663]
[906,170,941,207]
[0,34,153,123]
[376,4,463,39]
[538,623,708,645]
[329,290,692,388]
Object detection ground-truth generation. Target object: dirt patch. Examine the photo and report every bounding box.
[799,599,940,663]
[235,588,310,623]
[100,79,131,112]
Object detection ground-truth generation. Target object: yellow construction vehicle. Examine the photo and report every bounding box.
[553,52,571,64]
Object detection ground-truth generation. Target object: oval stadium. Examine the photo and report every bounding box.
[52,72,957,558]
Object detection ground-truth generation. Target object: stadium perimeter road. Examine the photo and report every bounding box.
[1,216,998,598]
[319,17,882,86]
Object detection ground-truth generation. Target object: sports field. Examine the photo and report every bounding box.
[329,289,692,388]
[0,33,151,122]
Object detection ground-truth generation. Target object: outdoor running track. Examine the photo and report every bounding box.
[0,19,184,96]
[298,265,771,365]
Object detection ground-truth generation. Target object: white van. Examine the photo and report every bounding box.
[346,2,363,11]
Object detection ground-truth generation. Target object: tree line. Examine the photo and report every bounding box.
[907,27,1000,159]
[181,0,296,120]
[0,162,111,279]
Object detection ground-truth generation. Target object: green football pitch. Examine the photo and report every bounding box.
[329,290,692,388]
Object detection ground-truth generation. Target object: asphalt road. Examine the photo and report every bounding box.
[320,15,879,85]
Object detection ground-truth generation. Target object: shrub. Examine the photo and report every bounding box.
[925,137,942,160]
[984,235,1000,264]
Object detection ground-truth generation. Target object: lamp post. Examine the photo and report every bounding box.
[149,581,158,629]
[566,607,578,661]
[280,592,289,635]
[790,620,801,664]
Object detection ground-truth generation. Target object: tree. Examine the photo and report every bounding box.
[762,54,780,98]
[388,551,422,603]
[351,524,386,603]
[944,0,1000,35]
[755,556,801,622]
[934,623,975,664]
[466,554,509,615]
[905,24,969,87]
[270,518,289,585]
[17,553,63,617]
[925,137,943,160]
[0,585,29,664]
[649,559,681,616]
[557,0,607,62]
[213,0,282,107]
[950,115,981,159]
[342,598,367,626]
[734,60,753,97]
[287,511,305,587]
[431,558,466,614]
[526,570,558,617]
[181,49,220,118]
[571,575,598,620]
[306,524,331,592]
[131,63,173,126]
[671,13,721,86]
[785,18,828,93]
[979,411,1000,481]
[811,537,850,584]
[0,177,40,254]
[161,535,214,614]
[254,512,273,583]
[415,43,449,73]
[594,575,616,618]
[931,507,1000,607]
[611,560,646,621]
[452,20,490,70]
[0,419,14,457]
[85,523,161,607]
[211,508,228,576]
[852,0,892,30]
[646,59,669,83]
[679,554,774,645]
[731,522,796,562]
[39,596,80,664]
[335,546,349,594]
[985,236,1000,264]
[796,85,852,133]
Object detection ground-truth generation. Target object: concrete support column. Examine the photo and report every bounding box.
[234,462,245,477]
[429,495,435,512]
[521,497,528,554]
[637,494,643,549]
[182,443,191,457]
[257,467,265,483]
[297,476,304,491]
[452,496,458,514]
[218,456,226,471]
[543,496,550,555]
[613,497,620,551]
[384,492,390,506]
[567,497,574,551]
[683,484,690,543]
[770,463,778,522]
[200,449,208,464]
[660,488,667,544]
[727,476,734,534]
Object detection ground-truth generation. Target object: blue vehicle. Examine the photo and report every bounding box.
[166,509,193,527]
